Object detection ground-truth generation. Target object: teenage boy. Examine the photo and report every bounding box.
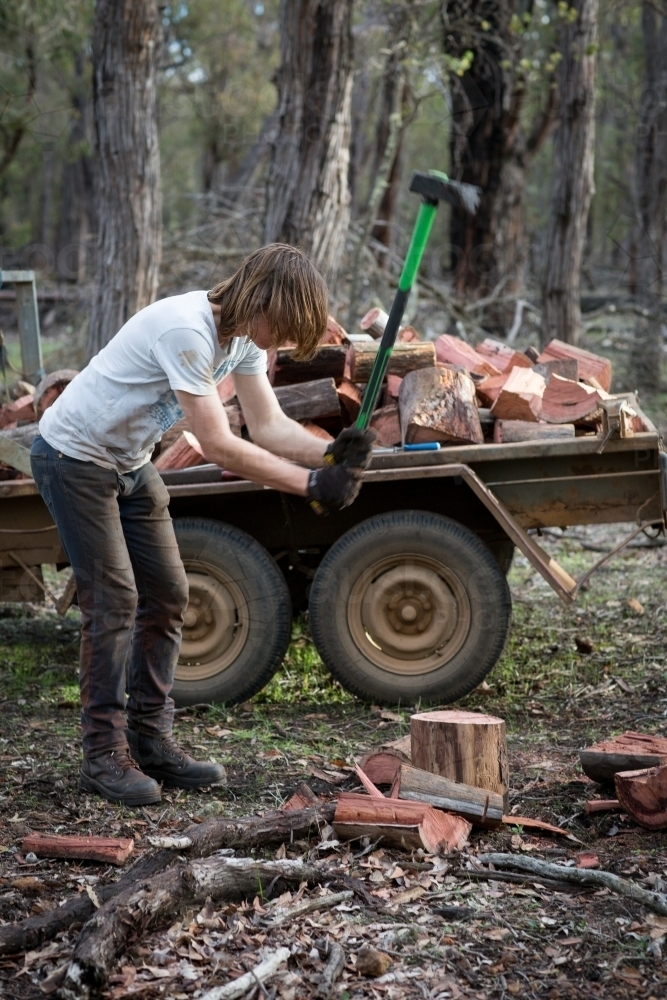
[31,244,374,806]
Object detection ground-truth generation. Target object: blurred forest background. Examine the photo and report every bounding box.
[0,0,666,425]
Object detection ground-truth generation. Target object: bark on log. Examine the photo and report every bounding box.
[410,710,509,808]
[0,804,335,958]
[400,367,483,445]
[614,766,667,830]
[540,374,605,424]
[490,367,546,422]
[359,737,412,786]
[273,346,347,386]
[22,833,134,866]
[537,338,611,391]
[579,732,667,784]
[61,858,321,998]
[394,764,504,827]
[333,792,471,853]
[273,378,341,421]
[477,852,667,917]
[370,404,401,447]
[493,420,575,443]
[475,339,533,373]
[360,307,389,339]
[349,342,436,382]
[434,335,503,378]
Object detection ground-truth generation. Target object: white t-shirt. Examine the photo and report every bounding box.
[39,290,267,472]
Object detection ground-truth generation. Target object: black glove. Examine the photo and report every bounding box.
[324,427,376,470]
[307,464,363,515]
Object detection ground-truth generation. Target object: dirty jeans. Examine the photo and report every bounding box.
[30,436,189,757]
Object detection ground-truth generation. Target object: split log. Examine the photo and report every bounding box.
[393,763,503,827]
[541,374,606,424]
[584,799,622,814]
[360,307,389,339]
[349,342,436,382]
[324,314,349,345]
[410,710,508,807]
[475,373,510,407]
[538,338,612,392]
[359,736,412,786]
[493,420,575,443]
[385,374,403,400]
[0,393,35,429]
[33,369,79,418]
[490,367,546,422]
[217,373,236,404]
[61,857,322,998]
[614,766,667,830]
[337,377,363,423]
[273,378,341,421]
[282,782,321,811]
[370,403,401,447]
[579,732,667,784]
[300,421,334,442]
[475,338,533,373]
[477,853,667,917]
[0,803,335,958]
[400,367,483,445]
[154,432,206,471]
[21,833,134,866]
[272,346,347,386]
[398,325,421,343]
[434,335,502,378]
[333,792,471,853]
[201,948,291,1000]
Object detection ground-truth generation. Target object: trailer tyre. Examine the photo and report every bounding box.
[171,518,291,707]
[309,511,511,705]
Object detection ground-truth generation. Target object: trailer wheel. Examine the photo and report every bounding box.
[171,518,291,707]
[309,511,511,705]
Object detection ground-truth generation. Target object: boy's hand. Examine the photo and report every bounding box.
[307,464,363,515]
[325,427,376,470]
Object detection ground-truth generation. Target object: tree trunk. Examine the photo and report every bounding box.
[57,52,95,283]
[628,1,667,392]
[540,0,598,346]
[87,0,162,360]
[264,0,353,278]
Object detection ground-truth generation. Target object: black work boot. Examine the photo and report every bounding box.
[80,747,161,806]
[126,730,226,789]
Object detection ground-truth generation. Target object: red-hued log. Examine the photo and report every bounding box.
[584,799,622,814]
[359,736,412,786]
[475,373,509,407]
[400,367,483,446]
[434,335,502,378]
[337,377,363,423]
[493,420,575,443]
[370,404,401,447]
[0,394,35,429]
[537,338,612,392]
[580,732,667,784]
[385,375,403,400]
[154,432,206,471]
[34,369,79,418]
[540,374,605,424]
[324,314,349,344]
[411,710,508,808]
[333,792,471,853]
[360,307,388,339]
[300,421,334,441]
[282,782,321,811]
[614,766,667,830]
[398,325,421,343]
[476,338,533,373]
[490,368,546,422]
[22,833,134,866]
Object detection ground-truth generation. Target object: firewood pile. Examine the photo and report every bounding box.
[580,731,667,830]
[0,369,78,480]
[154,308,648,471]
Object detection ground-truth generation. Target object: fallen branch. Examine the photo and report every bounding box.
[267,889,353,928]
[316,942,346,999]
[0,804,334,958]
[200,947,291,1000]
[478,853,667,916]
[59,858,322,999]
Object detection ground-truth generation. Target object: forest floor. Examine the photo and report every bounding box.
[1,524,667,998]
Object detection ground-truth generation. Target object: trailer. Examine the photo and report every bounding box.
[0,397,664,706]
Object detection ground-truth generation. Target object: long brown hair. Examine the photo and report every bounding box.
[208,244,328,361]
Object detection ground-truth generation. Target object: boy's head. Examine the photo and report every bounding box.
[208,244,328,361]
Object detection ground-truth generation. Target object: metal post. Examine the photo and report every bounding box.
[0,270,44,383]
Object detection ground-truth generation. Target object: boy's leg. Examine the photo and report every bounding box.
[117,462,224,788]
[29,436,160,804]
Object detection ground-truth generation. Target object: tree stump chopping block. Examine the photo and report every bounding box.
[410,710,509,809]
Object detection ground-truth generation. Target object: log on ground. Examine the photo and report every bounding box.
[614,765,667,830]
[399,367,483,445]
[493,420,575,443]
[490,367,546,422]
[22,833,134,866]
[393,763,504,827]
[410,710,508,807]
[333,792,471,853]
[579,731,667,784]
[359,736,412,786]
[349,341,435,382]
[273,378,341,421]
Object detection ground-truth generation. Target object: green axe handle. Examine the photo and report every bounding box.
[355,170,480,432]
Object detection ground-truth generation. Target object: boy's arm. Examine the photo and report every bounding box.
[233,372,328,465]
[174,389,310,495]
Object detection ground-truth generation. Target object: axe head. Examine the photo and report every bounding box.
[410,170,481,215]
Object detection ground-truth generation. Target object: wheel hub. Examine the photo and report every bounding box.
[176,565,249,682]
